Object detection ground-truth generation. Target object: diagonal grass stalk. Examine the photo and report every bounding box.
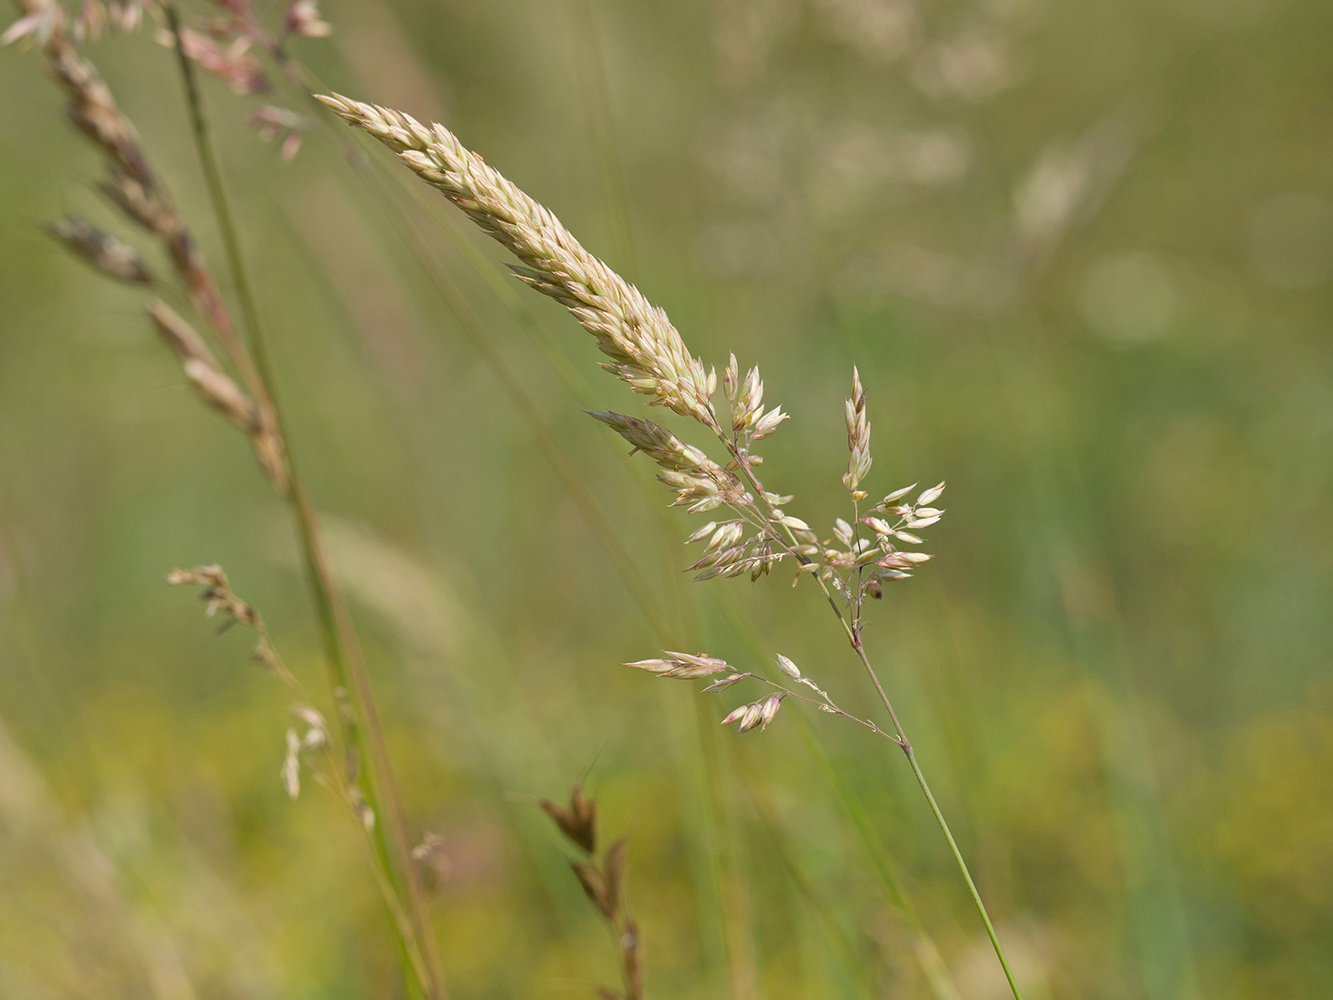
[720,438,1027,999]
[160,6,446,997]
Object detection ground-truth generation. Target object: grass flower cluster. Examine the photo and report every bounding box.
[323,91,1024,998]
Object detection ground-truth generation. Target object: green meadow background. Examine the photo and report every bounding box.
[1,0,1331,997]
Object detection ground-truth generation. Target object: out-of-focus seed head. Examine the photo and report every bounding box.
[282,728,301,799]
[147,299,260,432]
[285,0,332,38]
[540,783,598,854]
[249,105,307,162]
[162,26,269,95]
[46,215,152,284]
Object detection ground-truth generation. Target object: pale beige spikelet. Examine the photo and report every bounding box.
[318,92,717,427]
[843,366,872,492]
[587,410,715,473]
[625,650,733,680]
[282,727,302,799]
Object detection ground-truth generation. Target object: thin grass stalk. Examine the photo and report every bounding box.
[159,7,445,997]
[839,579,1025,998]
[714,591,964,1000]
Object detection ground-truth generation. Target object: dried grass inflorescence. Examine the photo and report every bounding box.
[8,0,289,492]
[317,93,716,428]
[167,565,279,670]
[322,93,947,735]
[541,786,644,1000]
[166,565,366,823]
[6,0,347,489]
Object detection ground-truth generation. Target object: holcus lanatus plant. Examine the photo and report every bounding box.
[322,92,1027,999]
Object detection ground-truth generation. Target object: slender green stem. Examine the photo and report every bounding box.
[848,641,1024,1000]
[905,747,1024,1000]
[161,7,445,998]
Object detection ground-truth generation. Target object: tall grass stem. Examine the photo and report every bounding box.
[162,7,446,997]
[851,640,1025,1000]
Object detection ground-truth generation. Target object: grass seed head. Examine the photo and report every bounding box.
[320,92,718,427]
[540,784,598,854]
[45,215,152,284]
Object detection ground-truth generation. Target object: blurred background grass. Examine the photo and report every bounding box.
[1,0,1331,997]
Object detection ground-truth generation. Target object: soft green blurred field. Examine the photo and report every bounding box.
[2,0,1331,997]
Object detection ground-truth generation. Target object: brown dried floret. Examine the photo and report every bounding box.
[540,783,597,854]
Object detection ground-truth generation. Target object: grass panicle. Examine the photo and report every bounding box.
[324,92,1024,999]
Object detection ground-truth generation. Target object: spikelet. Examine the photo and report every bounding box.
[45,215,152,284]
[148,301,259,431]
[843,366,872,493]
